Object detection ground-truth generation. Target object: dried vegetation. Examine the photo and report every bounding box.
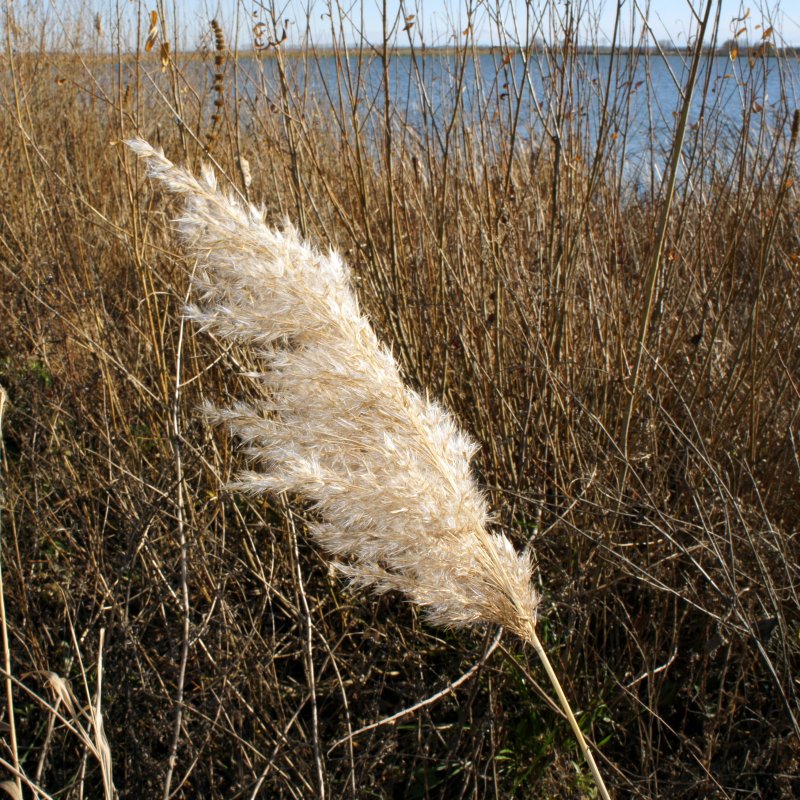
[0,1,799,798]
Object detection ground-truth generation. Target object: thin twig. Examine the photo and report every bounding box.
[328,628,504,752]
[0,385,21,800]
[620,0,714,466]
[163,287,192,800]
[285,501,326,799]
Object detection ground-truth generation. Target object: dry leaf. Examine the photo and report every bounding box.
[237,156,252,189]
[253,22,266,49]
[0,781,22,800]
[43,671,78,717]
[145,10,158,53]
[160,41,170,69]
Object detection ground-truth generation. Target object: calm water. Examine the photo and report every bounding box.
[136,49,800,185]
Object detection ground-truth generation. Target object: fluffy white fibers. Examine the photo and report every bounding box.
[127,139,539,638]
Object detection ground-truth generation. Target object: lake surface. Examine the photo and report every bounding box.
[239,50,800,181]
[131,49,800,186]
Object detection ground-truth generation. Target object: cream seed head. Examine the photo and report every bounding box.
[126,137,539,639]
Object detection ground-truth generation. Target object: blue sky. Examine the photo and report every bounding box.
[83,1,800,48]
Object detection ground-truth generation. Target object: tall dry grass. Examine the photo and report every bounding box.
[1,1,799,797]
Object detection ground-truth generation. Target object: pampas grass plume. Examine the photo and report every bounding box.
[126,138,610,799]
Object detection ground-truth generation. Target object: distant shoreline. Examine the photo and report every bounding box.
[11,43,800,62]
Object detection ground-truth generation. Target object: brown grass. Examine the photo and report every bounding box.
[1,2,799,798]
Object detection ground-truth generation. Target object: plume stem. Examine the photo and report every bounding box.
[526,625,611,800]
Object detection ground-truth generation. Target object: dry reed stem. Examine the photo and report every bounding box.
[162,282,191,800]
[0,385,21,800]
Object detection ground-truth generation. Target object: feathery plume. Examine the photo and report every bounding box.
[126,136,537,637]
[126,139,610,799]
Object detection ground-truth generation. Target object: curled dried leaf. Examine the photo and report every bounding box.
[254,21,266,48]
[237,156,252,189]
[145,9,158,53]
[43,671,77,717]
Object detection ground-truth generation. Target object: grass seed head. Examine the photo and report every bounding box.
[126,137,540,638]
